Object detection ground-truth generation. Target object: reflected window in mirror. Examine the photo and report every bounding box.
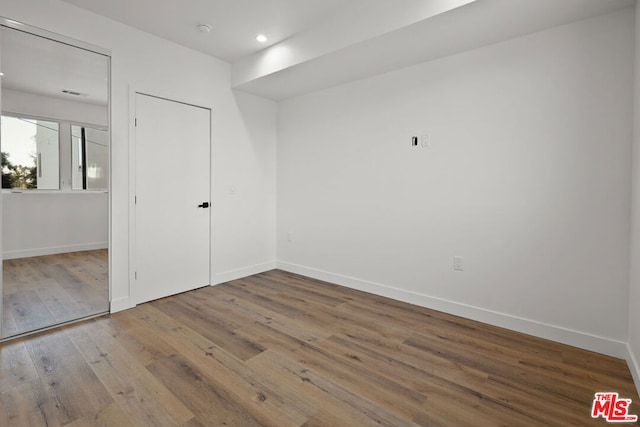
[71,125,108,190]
[1,115,60,189]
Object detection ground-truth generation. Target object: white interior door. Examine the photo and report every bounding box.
[134,93,211,304]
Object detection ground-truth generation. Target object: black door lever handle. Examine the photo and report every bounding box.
[198,202,210,208]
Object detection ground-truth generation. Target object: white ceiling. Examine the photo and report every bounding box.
[58,0,636,100]
[60,0,369,63]
[235,0,636,100]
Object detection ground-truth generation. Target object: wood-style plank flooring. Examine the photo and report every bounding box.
[2,250,109,338]
[0,269,638,426]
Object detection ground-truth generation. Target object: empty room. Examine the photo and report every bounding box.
[1,0,640,425]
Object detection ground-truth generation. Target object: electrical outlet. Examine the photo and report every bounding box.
[453,256,463,271]
[287,232,294,243]
[411,136,418,146]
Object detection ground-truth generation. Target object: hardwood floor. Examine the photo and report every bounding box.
[2,250,109,338]
[0,269,638,426]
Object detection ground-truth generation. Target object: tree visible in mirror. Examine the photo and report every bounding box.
[1,116,59,190]
[1,151,37,189]
[1,151,15,188]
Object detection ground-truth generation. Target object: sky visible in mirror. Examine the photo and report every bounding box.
[1,116,57,167]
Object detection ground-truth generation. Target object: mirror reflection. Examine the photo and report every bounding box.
[1,23,110,338]
[1,115,60,189]
[71,125,108,190]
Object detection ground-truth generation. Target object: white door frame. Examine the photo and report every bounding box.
[127,87,213,308]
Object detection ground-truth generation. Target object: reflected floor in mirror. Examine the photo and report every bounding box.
[2,250,109,338]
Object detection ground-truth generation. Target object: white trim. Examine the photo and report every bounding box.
[129,85,215,115]
[127,86,137,305]
[214,261,277,285]
[208,106,214,291]
[3,242,108,260]
[627,343,640,394]
[0,16,111,57]
[106,54,112,311]
[110,296,133,313]
[277,261,629,359]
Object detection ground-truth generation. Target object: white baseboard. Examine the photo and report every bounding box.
[110,296,134,313]
[214,261,277,285]
[627,344,640,395]
[3,242,108,260]
[277,261,628,359]
[108,261,276,314]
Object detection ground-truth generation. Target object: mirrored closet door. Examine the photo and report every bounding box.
[0,19,110,339]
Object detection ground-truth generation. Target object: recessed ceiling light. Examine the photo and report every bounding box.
[256,34,267,43]
[197,24,212,33]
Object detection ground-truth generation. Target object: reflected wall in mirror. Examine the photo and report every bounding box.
[0,21,110,339]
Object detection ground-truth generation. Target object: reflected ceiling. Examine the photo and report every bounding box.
[1,26,108,106]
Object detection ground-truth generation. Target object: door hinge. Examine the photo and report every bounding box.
[135,272,137,280]
[135,118,137,127]
[135,195,137,204]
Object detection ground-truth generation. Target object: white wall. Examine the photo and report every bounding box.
[2,192,108,259]
[0,0,277,311]
[277,9,634,357]
[212,89,277,283]
[1,0,635,372]
[628,1,640,392]
[2,88,107,127]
